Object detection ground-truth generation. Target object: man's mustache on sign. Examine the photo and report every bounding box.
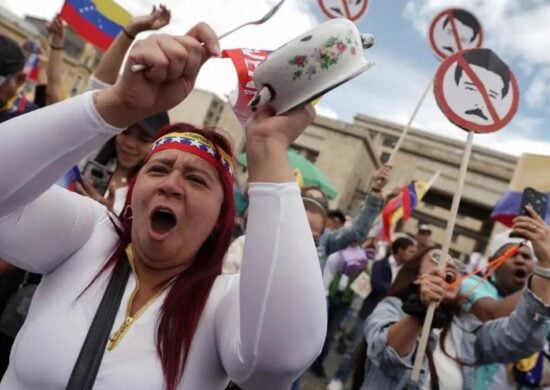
[465,108,488,121]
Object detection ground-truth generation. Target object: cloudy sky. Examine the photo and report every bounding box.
[4,0,550,156]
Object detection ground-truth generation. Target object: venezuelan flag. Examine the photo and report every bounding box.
[491,154,550,226]
[381,180,429,242]
[60,0,132,51]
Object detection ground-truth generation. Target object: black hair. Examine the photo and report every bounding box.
[327,209,346,224]
[93,136,142,179]
[391,236,416,254]
[442,9,481,42]
[0,35,25,76]
[454,48,510,98]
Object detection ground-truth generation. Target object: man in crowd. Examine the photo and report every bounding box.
[324,236,417,388]
[460,230,538,389]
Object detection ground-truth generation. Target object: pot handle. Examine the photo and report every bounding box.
[249,85,274,111]
[361,33,375,49]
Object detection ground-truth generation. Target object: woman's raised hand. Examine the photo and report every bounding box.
[244,104,316,183]
[95,23,219,128]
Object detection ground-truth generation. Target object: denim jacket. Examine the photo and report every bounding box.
[318,192,383,268]
[361,280,550,389]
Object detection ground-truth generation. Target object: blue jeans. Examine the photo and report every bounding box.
[312,296,350,368]
[333,314,365,383]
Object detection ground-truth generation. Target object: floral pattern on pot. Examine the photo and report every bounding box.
[289,30,359,81]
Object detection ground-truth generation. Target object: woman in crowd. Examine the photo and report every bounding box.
[360,207,550,389]
[0,23,326,390]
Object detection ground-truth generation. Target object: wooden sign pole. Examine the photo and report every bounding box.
[411,130,474,381]
[387,78,433,166]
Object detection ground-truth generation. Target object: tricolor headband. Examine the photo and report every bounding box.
[148,132,234,181]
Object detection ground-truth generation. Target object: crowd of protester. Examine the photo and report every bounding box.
[0,5,549,390]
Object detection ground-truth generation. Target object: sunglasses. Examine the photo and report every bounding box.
[430,250,466,274]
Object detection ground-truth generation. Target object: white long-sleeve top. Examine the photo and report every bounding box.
[0,92,326,390]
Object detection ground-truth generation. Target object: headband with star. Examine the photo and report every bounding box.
[147,132,234,181]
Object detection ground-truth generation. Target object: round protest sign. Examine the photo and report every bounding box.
[317,0,369,22]
[434,48,519,133]
[429,8,483,60]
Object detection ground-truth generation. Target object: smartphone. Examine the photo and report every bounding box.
[510,187,548,238]
[81,161,113,196]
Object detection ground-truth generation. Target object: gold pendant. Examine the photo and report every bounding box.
[107,316,134,351]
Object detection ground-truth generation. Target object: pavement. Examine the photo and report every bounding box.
[299,334,356,390]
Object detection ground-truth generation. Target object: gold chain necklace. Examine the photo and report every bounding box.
[107,245,176,351]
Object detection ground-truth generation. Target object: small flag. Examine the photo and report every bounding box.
[56,165,82,191]
[381,181,429,242]
[8,91,29,114]
[60,0,132,51]
[222,48,271,127]
[23,53,40,83]
[492,154,550,226]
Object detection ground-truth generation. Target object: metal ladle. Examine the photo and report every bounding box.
[131,0,286,72]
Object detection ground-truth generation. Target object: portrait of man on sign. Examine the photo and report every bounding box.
[439,9,481,54]
[443,49,513,126]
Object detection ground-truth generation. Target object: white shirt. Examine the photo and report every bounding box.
[222,234,246,274]
[423,327,463,390]
[388,255,402,283]
[0,92,327,389]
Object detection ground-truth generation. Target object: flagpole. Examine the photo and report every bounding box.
[425,170,441,191]
[411,131,474,381]
[387,78,433,166]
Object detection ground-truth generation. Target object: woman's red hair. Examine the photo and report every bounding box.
[95,123,235,390]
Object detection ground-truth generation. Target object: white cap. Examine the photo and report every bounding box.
[418,224,432,233]
[486,230,535,260]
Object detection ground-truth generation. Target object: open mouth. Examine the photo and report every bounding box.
[150,207,177,235]
[514,269,527,279]
[445,270,457,284]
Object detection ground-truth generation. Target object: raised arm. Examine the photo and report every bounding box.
[468,291,522,322]
[474,208,550,363]
[45,15,65,105]
[0,26,219,272]
[323,165,391,256]
[215,106,326,388]
[93,5,171,85]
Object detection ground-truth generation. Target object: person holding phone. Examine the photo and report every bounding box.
[355,206,550,390]
[75,5,172,215]
[0,23,325,390]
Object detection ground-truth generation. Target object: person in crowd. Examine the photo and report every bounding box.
[0,35,38,122]
[327,209,346,230]
[310,240,376,379]
[0,23,326,390]
[359,207,550,389]
[75,111,170,214]
[416,224,434,254]
[460,230,537,389]
[304,196,328,246]
[314,165,391,268]
[73,6,172,215]
[326,236,417,388]
[302,185,330,210]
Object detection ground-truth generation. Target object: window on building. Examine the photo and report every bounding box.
[382,137,396,148]
[289,145,319,163]
[380,152,390,163]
